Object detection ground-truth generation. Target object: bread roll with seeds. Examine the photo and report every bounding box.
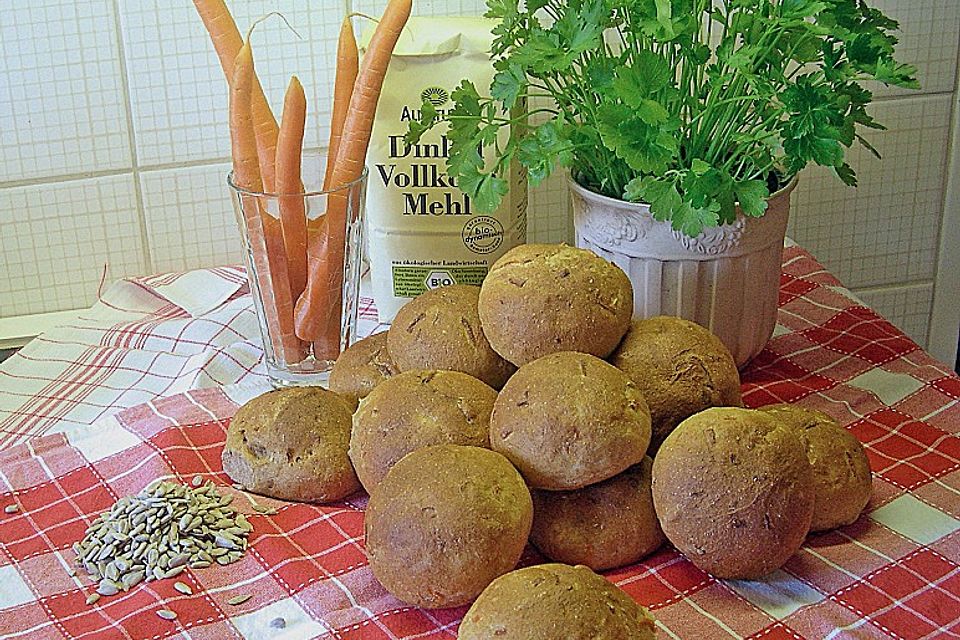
[222,387,359,503]
[478,244,633,366]
[652,407,814,579]
[329,331,398,410]
[349,370,497,493]
[531,457,664,570]
[611,316,742,451]
[758,404,872,532]
[458,563,657,640]
[365,445,533,609]
[491,352,651,490]
[387,285,514,389]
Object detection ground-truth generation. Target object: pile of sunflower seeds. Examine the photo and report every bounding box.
[73,478,252,597]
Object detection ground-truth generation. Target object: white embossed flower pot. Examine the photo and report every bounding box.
[571,177,798,369]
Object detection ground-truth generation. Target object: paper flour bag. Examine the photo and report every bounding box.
[361,17,528,322]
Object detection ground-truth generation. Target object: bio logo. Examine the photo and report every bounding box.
[421,87,450,107]
[425,270,456,289]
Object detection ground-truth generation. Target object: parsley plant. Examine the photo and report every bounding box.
[406,0,918,236]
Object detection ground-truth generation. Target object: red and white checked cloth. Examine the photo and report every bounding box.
[1,244,959,639]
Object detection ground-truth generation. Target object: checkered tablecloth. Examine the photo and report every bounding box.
[1,245,958,639]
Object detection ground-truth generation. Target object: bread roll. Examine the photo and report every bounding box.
[478,244,633,366]
[651,407,814,579]
[222,387,359,503]
[458,563,657,640]
[365,445,533,609]
[491,352,651,490]
[531,457,664,570]
[387,285,514,389]
[611,316,742,451]
[758,404,872,532]
[349,370,497,493]
[328,332,398,410]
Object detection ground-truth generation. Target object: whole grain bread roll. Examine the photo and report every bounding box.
[458,563,657,640]
[365,445,533,609]
[222,387,359,503]
[490,352,651,490]
[387,285,514,389]
[349,370,497,493]
[651,407,814,579]
[478,244,633,366]
[758,404,872,532]
[611,316,742,451]
[530,457,664,571]
[328,332,398,411]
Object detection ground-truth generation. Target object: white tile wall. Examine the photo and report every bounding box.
[0,0,955,360]
[0,0,130,181]
[0,174,144,317]
[790,95,953,289]
[139,163,240,274]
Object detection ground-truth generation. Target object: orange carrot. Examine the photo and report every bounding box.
[276,76,309,303]
[324,16,359,190]
[193,0,280,192]
[230,42,306,365]
[295,0,412,352]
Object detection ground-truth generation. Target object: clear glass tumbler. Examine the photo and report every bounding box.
[228,155,367,388]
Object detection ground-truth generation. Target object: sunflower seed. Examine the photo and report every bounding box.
[226,594,252,606]
[85,593,101,605]
[270,617,286,629]
[156,609,177,620]
[191,475,203,487]
[174,581,193,595]
[164,565,186,579]
[3,504,19,514]
[97,580,120,596]
[252,504,274,514]
[121,570,145,590]
[190,560,211,569]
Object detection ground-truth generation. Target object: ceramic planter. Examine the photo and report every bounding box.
[571,177,798,368]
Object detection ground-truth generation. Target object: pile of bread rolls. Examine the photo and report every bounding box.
[222,243,872,634]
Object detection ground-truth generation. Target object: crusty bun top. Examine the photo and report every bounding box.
[349,370,497,493]
[758,403,872,532]
[365,445,533,609]
[491,351,651,490]
[222,387,359,503]
[329,331,398,410]
[478,244,633,366]
[652,407,815,580]
[387,285,514,389]
[611,316,742,450]
[458,563,657,640]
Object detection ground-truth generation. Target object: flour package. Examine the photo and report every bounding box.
[361,17,528,322]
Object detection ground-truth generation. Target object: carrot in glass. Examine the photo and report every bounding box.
[276,76,309,302]
[295,0,412,353]
[230,42,306,364]
[193,0,280,192]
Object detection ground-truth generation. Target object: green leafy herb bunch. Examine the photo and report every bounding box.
[406,0,918,236]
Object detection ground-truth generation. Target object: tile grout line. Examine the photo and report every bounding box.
[110,0,153,275]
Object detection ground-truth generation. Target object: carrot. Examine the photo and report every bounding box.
[295,0,412,353]
[193,0,280,192]
[230,42,306,365]
[324,16,359,190]
[276,76,309,303]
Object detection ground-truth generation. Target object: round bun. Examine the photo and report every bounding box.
[611,316,742,450]
[478,244,633,366]
[531,457,664,570]
[491,352,651,490]
[758,404,872,532]
[222,387,359,503]
[387,285,514,389]
[365,445,533,609]
[349,370,497,493]
[329,332,398,410]
[458,563,656,640]
[651,407,814,579]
